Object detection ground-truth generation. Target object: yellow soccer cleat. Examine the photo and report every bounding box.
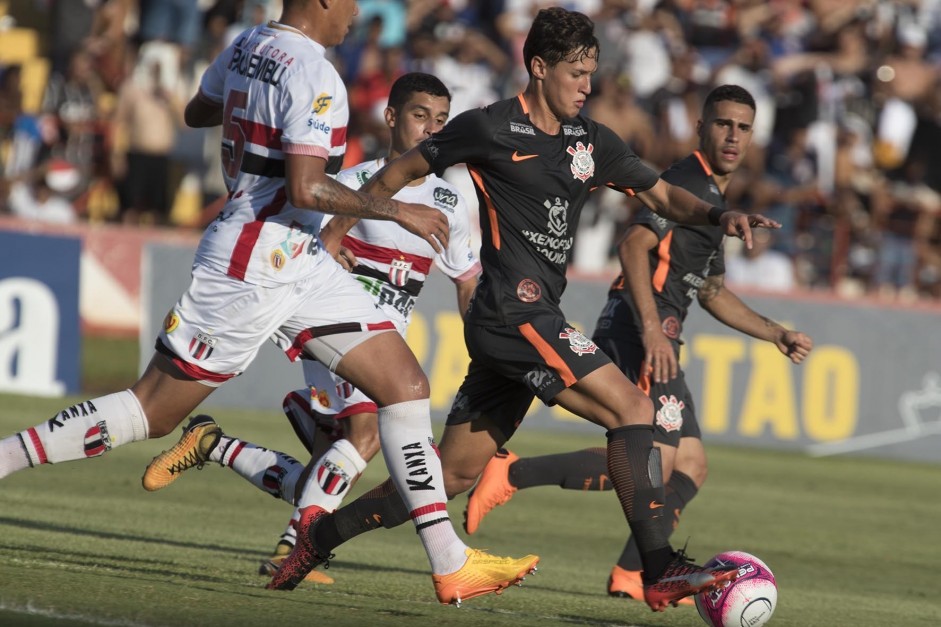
[432,548,539,607]
[142,415,221,491]
[463,449,519,534]
[259,541,334,585]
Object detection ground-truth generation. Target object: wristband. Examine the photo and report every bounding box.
[707,206,728,226]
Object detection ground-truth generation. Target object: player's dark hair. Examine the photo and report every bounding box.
[523,7,599,77]
[703,84,756,116]
[387,72,451,112]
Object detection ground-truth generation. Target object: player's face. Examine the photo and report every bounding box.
[324,0,359,46]
[386,92,450,157]
[542,50,596,120]
[698,100,754,176]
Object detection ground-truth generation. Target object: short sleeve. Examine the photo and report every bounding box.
[593,123,659,196]
[418,107,492,177]
[198,46,228,103]
[435,188,481,281]
[280,61,348,163]
[631,206,676,242]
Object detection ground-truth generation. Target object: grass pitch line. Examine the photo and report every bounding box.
[0,601,155,627]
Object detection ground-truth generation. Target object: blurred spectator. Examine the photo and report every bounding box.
[725,229,796,292]
[870,153,941,300]
[3,158,80,224]
[41,48,105,184]
[111,47,185,225]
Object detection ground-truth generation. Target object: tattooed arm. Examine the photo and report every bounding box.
[286,150,447,253]
[697,274,814,364]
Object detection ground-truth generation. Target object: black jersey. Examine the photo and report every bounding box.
[418,95,659,326]
[594,151,726,340]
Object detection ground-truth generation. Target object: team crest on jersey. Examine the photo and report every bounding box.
[433,187,458,211]
[545,197,568,236]
[189,331,217,361]
[310,386,332,410]
[317,459,352,496]
[517,278,541,303]
[312,93,332,115]
[656,394,685,432]
[389,257,412,287]
[83,421,111,457]
[566,141,595,182]
[163,310,180,334]
[559,327,597,355]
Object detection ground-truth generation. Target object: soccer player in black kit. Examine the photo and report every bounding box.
[463,85,815,604]
[270,9,780,610]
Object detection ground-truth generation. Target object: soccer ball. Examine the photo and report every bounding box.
[695,551,777,627]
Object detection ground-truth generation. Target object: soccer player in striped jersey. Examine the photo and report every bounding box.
[0,1,534,605]
[142,73,501,596]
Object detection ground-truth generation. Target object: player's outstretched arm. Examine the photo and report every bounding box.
[636,180,780,249]
[285,151,449,253]
[697,275,813,364]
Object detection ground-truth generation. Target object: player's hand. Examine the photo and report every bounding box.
[719,211,780,249]
[319,223,347,264]
[642,328,678,384]
[398,202,449,253]
[335,245,357,271]
[777,330,813,364]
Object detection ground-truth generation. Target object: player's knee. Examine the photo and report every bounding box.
[611,388,654,427]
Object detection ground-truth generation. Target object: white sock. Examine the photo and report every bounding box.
[0,435,31,479]
[212,435,304,504]
[279,510,299,546]
[16,390,149,467]
[296,438,367,511]
[378,399,467,574]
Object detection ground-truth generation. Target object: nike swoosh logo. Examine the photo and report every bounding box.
[511,151,538,162]
[649,500,665,509]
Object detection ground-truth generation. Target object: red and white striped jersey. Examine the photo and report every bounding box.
[333,158,481,326]
[194,21,348,286]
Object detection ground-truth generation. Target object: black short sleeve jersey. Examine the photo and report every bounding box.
[594,152,727,339]
[418,95,659,326]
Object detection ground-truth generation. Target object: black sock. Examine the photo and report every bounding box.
[509,447,610,490]
[314,478,410,552]
[617,470,700,571]
[606,425,671,581]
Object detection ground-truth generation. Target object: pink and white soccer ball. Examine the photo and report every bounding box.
[695,551,777,627]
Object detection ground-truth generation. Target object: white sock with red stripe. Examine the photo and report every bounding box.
[13,391,149,471]
[377,399,467,575]
[296,438,367,510]
[0,435,30,479]
[211,436,305,503]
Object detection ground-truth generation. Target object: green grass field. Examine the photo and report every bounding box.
[1,339,939,627]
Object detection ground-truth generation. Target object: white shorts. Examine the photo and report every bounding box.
[158,262,394,386]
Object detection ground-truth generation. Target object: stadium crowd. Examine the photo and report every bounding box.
[1,0,941,302]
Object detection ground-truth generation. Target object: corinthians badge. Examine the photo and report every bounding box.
[566,141,594,182]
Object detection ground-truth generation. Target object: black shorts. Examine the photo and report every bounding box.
[446,313,612,440]
[593,334,700,447]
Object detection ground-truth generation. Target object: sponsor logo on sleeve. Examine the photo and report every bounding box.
[312,93,332,115]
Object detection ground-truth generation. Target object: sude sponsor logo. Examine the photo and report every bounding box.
[401,442,435,491]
